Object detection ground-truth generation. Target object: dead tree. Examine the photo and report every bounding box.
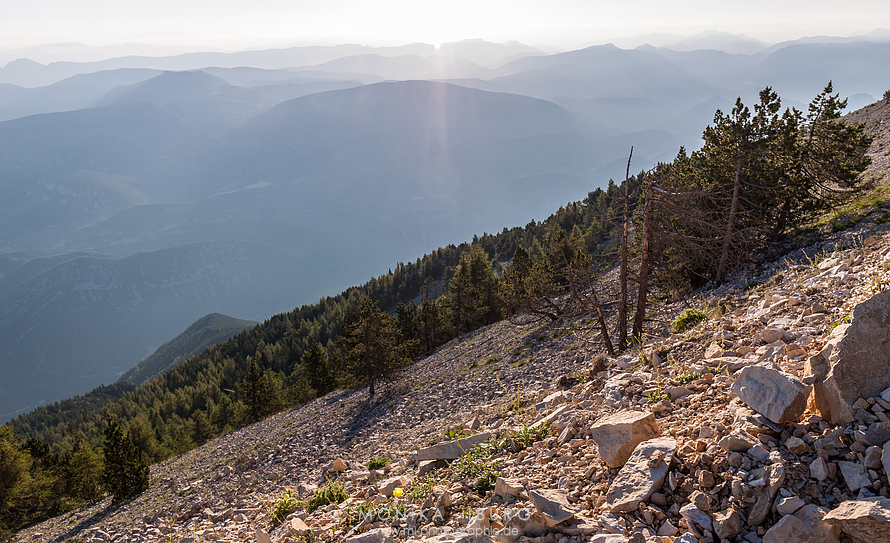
[618,146,633,350]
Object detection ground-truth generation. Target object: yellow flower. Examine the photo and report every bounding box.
[393,487,403,498]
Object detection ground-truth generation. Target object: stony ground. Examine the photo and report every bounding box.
[15,215,890,543]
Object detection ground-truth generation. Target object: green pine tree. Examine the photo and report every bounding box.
[339,298,414,396]
[101,414,149,502]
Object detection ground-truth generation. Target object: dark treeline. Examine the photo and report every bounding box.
[1,83,873,537]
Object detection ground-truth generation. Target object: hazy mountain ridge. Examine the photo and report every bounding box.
[118,312,259,386]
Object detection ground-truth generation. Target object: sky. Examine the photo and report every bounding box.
[1,0,888,52]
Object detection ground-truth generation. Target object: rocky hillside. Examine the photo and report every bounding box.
[846,94,890,182]
[15,216,890,543]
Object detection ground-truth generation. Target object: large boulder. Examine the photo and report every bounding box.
[590,410,659,468]
[762,504,840,543]
[818,291,890,424]
[729,363,811,424]
[528,489,575,527]
[605,437,676,513]
[823,497,890,543]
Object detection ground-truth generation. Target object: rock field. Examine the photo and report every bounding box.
[16,221,890,543]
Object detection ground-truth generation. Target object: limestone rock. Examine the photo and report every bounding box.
[748,463,785,526]
[760,328,785,344]
[289,517,311,536]
[426,533,495,543]
[377,475,408,497]
[528,488,575,527]
[416,432,491,461]
[657,520,679,536]
[819,291,890,424]
[838,461,871,492]
[810,457,829,481]
[590,535,627,543]
[805,324,849,417]
[704,342,723,358]
[495,510,548,543]
[560,518,599,536]
[418,459,447,477]
[824,497,890,543]
[680,503,713,532]
[494,477,523,499]
[603,374,635,408]
[762,509,840,543]
[590,410,659,468]
[255,528,272,543]
[718,431,758,452]
[606,437,676,513]
[332,458,349,472]
[730,363,811,424]
[713,509,742,540]
[775,495,805,516]
[883,441,890,479]
[784,436,809,454]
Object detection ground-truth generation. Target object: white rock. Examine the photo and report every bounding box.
[838,461,870,493]
[775,496,806,516]
[730,363,811,424]
[606,437,676,513]
[590,410,659,468]
[528,488,575,527]
[824,497,890,543]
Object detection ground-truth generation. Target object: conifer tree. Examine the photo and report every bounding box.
[301,340,333,395]
[339,298,414,396]
[63,437,103,504]
[101,414,149,502]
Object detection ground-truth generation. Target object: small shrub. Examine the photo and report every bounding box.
[307,482,349,513]
[590,353,608,375]
[676,367,701,384]
[496,423,553,452]
[367,457,390,470]
[671,308,708,332]
[272,489,300,523]
[451,444,500,494]
[408,473,438,500]
[444,427,471,441]
[648,389,669,403]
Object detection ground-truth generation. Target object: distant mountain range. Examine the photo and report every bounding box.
[0,34,888,420]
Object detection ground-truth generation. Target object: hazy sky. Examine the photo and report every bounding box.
[1,0,888,51]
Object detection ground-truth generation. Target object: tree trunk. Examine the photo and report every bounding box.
[618,147,633,350]
[716,156,743,283]
[590,287,615,356]
[632,179,653,344]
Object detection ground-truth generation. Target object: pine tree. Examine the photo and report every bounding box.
[301,340,333,395]
[101,414,149,502]
[238,359,285,422]
[63,437,103,504]
[339,298,414,396]
[0,426,32,537]
[445,245,503,333]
